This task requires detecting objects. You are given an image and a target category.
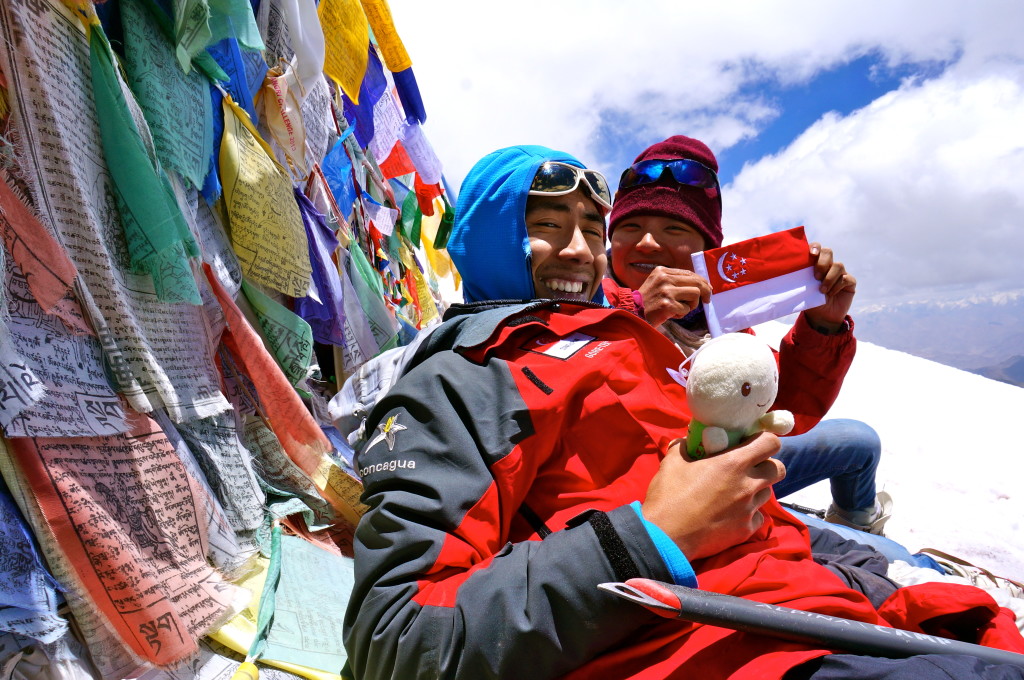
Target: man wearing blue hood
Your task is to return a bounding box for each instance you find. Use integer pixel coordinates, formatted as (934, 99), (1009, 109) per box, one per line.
(341, 146), (1023, 680)
(446, 145), (612, 305)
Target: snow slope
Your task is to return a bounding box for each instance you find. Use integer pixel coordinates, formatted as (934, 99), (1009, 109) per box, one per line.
(755, 320), (1024, 581)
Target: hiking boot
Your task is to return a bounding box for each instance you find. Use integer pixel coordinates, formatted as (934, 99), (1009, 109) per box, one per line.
(824, 491), (893, 536)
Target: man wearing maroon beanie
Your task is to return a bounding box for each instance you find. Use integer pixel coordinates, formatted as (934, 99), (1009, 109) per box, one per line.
(603, 135), (893, 539)
(609, 135), (723, 250)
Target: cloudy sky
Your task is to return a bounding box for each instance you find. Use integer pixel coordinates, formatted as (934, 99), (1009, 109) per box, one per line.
(388, 0), (1024, 309)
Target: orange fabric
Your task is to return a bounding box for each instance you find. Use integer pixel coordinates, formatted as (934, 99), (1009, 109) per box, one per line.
(0, 176), (92, 334)
(203, 264), (330, 476)
(8, 418), (232, 666)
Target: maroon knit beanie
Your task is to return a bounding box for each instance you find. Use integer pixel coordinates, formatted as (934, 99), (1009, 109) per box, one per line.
(609, 135), (723, 248)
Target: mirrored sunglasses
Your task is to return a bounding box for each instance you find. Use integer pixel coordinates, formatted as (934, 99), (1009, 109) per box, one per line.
(617, 158), (720, 199)
(528, 161), (613, 210)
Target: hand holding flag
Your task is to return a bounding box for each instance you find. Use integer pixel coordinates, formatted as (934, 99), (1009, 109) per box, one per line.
(692, 226), (838, 336)
(804, 242), (858, 333)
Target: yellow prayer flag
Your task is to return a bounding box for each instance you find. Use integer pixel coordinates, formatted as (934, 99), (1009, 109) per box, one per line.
(410, 262), (439, 326)
(419, 200), (456, 280)
(318, 0), (369, 103)
(359, 0), (411, 72)
(311, 454), (369, 526)
(59, 0), (94, 14)
(398, 238), (416, 270)
(219, 97), (311, 298)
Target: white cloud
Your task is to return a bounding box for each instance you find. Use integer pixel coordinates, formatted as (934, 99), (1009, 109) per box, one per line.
(388, 0), (1024, 305)
(725, 68), (1024, 303)
(392, 1), (1020, 177)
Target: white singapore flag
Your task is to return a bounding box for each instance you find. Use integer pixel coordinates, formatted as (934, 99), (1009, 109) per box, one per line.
(691, 226), (826, 337)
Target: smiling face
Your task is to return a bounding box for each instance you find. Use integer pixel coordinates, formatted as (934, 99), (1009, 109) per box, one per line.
(525, 189), (608, 302)
(610, 215), (707, 289)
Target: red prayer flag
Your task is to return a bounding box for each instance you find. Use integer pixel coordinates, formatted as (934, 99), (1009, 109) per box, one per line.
(413, 172), (443, 216)
(379, 140), (417, 179)
(692, 226), (825, 336)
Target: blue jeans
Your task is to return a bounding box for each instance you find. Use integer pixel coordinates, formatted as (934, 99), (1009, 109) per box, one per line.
(791, 510), (944, 570)
(774, 420), (944, 571)
(773, 419), (881, 512)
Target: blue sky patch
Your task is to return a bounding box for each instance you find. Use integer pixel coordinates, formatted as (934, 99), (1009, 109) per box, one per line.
(591, 52), (952, 191)
(717, 52), (951, 185)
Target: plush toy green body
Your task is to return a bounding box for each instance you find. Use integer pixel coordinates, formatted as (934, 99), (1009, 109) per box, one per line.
(682, 333), (795, 459)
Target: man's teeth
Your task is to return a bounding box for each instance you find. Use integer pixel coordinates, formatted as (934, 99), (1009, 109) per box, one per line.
(547, 280), (585, 293)
(633, 263), (657, 270)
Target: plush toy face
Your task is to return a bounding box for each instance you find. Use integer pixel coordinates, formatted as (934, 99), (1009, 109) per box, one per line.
(686, 333), (780, 432)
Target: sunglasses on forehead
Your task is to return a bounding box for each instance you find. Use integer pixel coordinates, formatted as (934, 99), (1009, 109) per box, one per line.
(617, 158), (721, 199)
(528, 162), (613, 210)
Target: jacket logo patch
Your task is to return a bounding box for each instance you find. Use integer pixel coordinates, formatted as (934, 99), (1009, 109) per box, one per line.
(366, 414), (407, 452)
(523, 331), (595, 360)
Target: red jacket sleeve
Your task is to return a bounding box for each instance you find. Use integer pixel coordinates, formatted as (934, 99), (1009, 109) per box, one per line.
(772, 312), (856, 434)
(601, 278), (643, 318)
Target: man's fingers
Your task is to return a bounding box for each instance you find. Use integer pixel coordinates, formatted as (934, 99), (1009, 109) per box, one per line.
(664, 438), (691, 467)
(812, 246), (834, 280)
(823, 270), (856, 297)
(751, 486), (774, 510)
(719, 432), (781, 467)
(753, 456), (786, 484)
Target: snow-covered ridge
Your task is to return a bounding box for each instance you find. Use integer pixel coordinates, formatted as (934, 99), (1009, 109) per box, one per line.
(855, 288), (1024, 314)
(755, 320), (1024, 580)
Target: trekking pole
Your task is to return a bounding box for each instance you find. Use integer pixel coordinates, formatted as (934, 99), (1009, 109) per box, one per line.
(598, 579), (1024, 669)
(778, 500), (826, 519)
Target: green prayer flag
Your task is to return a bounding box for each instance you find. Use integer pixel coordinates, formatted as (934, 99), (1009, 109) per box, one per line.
(208, 0), (265, 51)
(138, 0), (229, 82)
(347, 242), (399, 354)
(409, 203), (423, 248)
(172, 0), (212, 73)
(386, 229), (404, 277)
(89, 25), (202, 305)
(122, 0), (213, 189)
(240, 280), (314, 387)
(399, 188), (418, 241)
(434, 195), (455, 250)
(247, 522), (282, 663)
(261, 535), (353, 672)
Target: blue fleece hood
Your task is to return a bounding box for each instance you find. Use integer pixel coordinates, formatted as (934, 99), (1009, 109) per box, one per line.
(448, 145), (607, 304)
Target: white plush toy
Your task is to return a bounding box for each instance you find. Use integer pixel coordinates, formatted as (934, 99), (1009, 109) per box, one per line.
(677, 332), (795, 459)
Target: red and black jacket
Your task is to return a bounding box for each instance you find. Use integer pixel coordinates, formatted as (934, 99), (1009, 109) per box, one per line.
(345, 300), (691, 679)
(343, 301), (1024, 680)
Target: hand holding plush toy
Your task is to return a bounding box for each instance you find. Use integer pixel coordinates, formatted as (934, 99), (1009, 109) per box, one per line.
(680, 333), (794, 459)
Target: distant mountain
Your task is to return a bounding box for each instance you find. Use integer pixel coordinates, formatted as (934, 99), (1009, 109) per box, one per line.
(848, 291), (1024, 385)
(969, 355), (1024, 388)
